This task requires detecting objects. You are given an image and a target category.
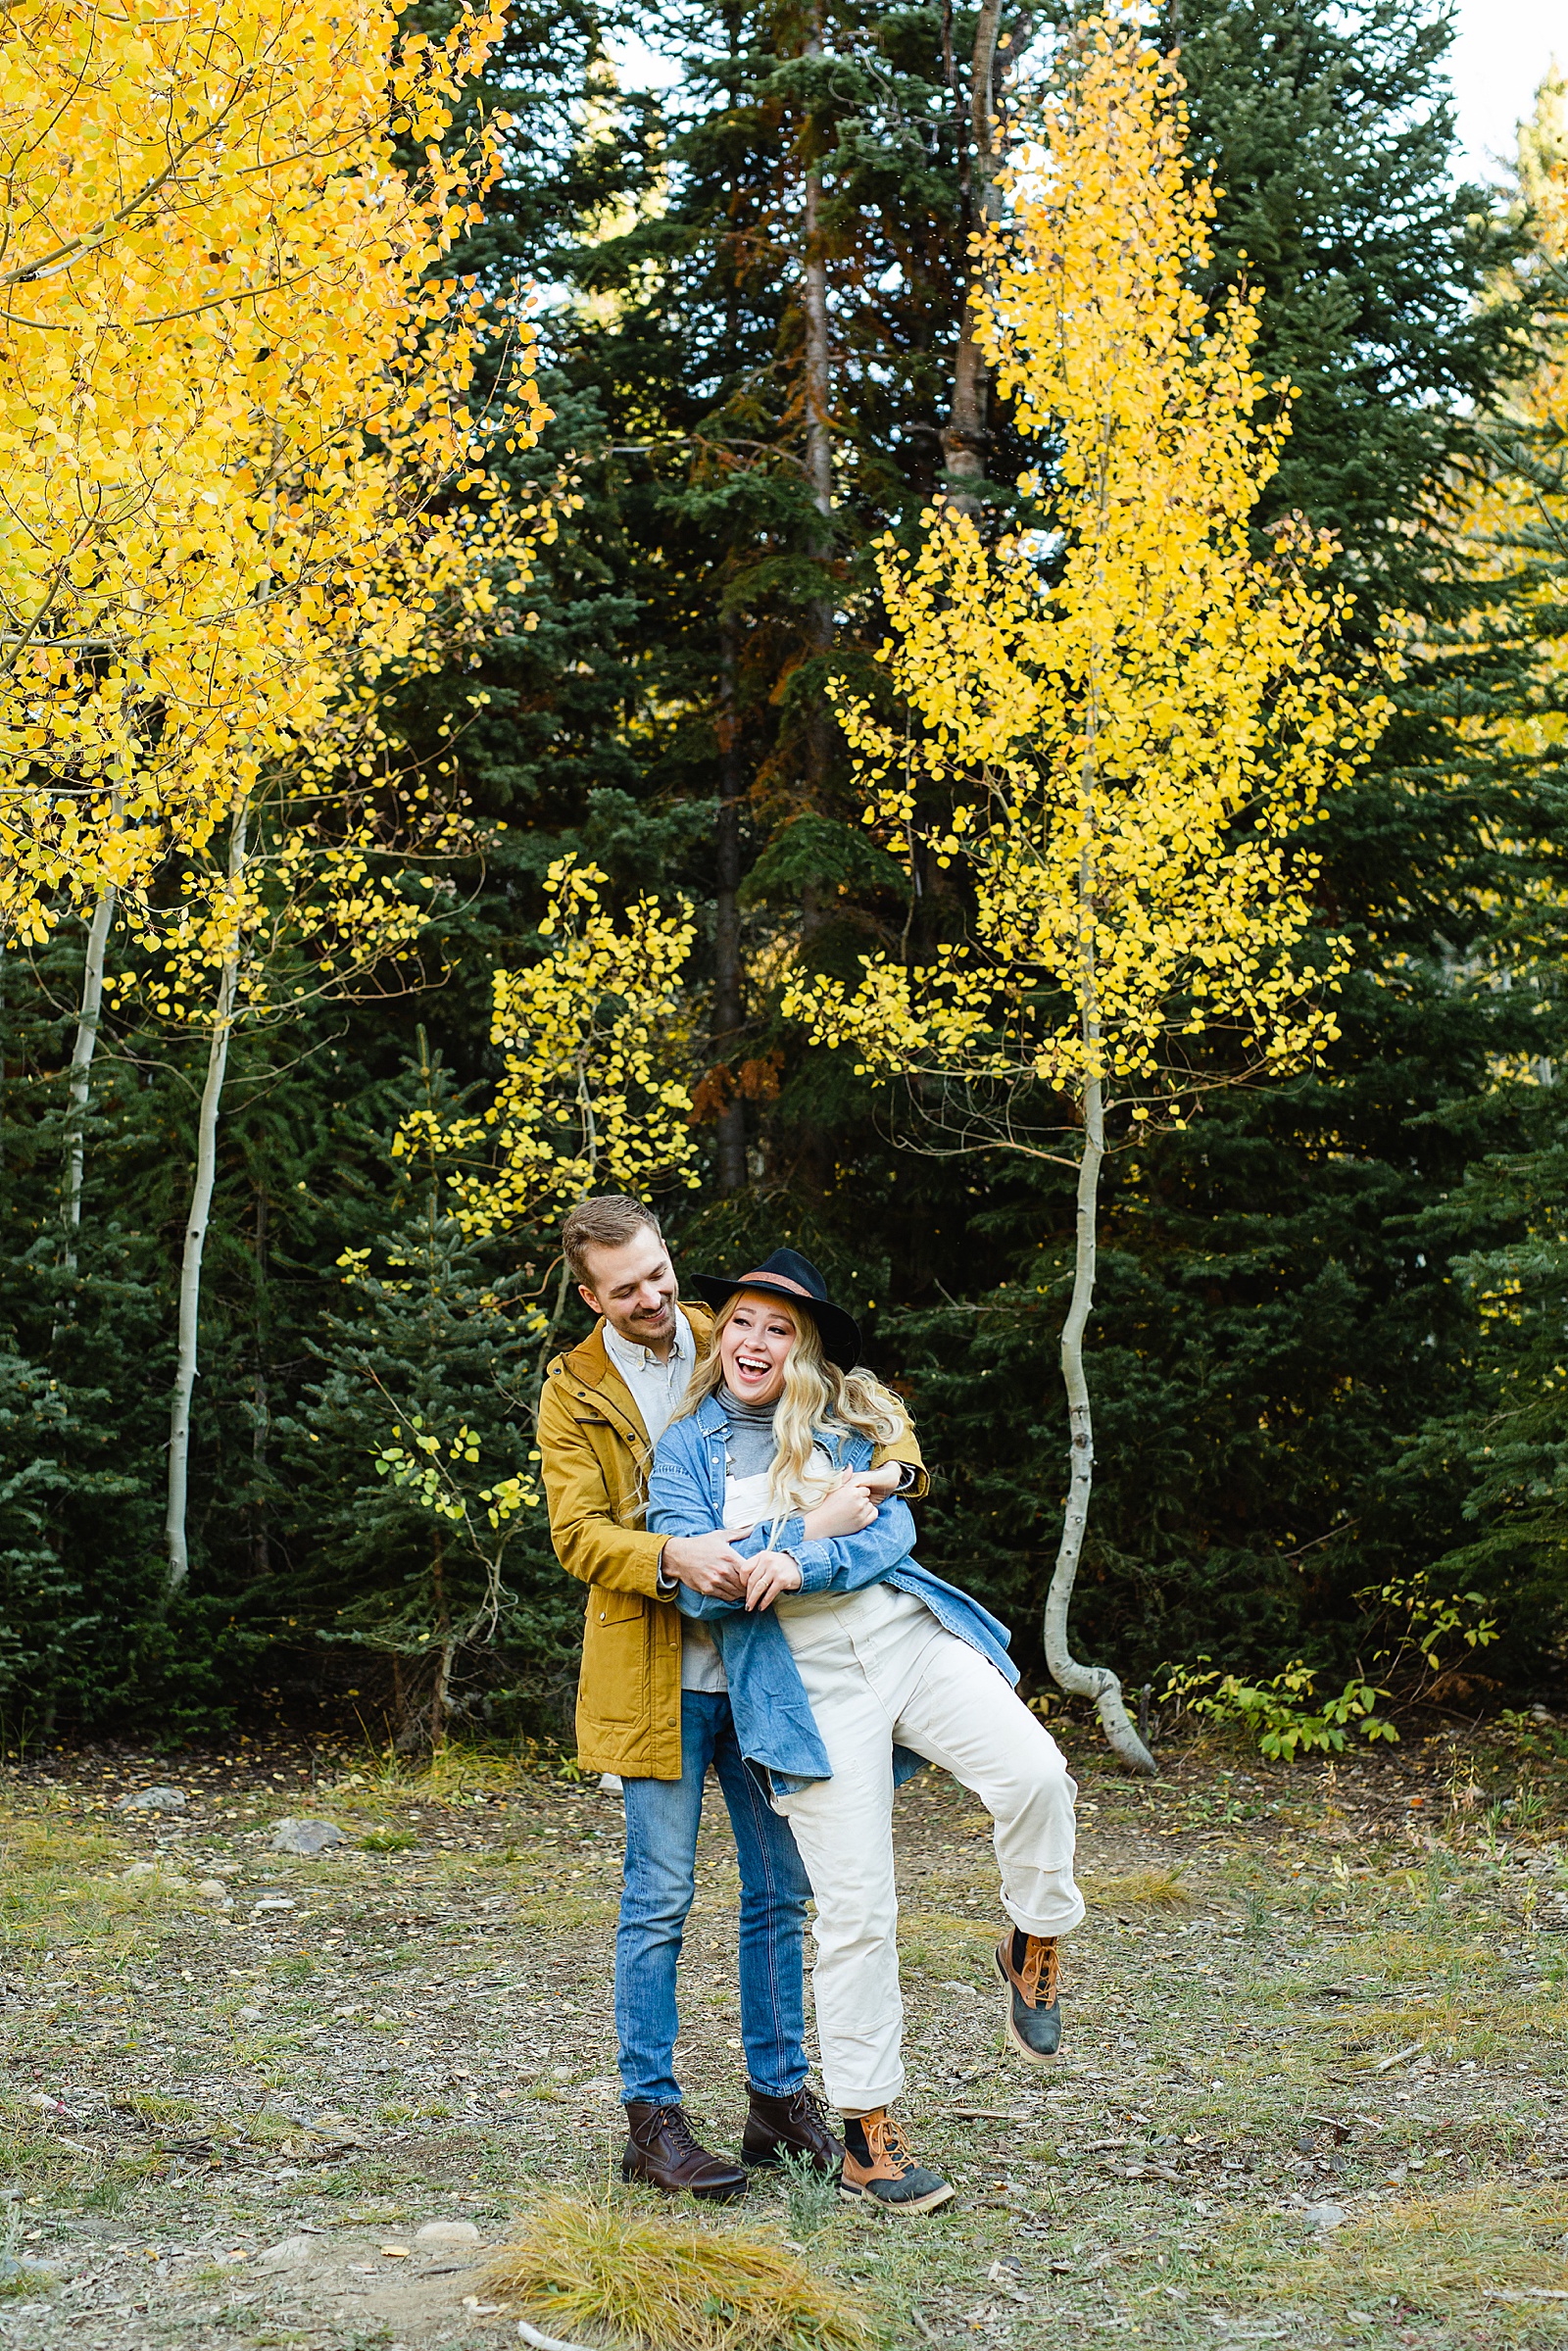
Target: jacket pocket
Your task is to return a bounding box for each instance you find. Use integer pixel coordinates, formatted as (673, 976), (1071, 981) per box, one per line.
(581, 1589), (650, 1723)
(590, 1589), (646, 1625)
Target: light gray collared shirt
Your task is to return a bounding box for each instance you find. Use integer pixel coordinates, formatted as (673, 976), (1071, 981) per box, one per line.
(603, 1304), (695, 1451)
(604, 1305), (726, 1694)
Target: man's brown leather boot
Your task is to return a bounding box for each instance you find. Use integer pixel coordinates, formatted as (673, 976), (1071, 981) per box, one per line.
(742, 2084), (844, 2176)
(620, 2102), (748, 2202)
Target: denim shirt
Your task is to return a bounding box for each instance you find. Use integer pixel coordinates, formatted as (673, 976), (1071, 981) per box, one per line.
(647, 1394), (1017, 1791)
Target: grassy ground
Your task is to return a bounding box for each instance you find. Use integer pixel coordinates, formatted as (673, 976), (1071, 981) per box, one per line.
(0, 1722), (1564, 2350)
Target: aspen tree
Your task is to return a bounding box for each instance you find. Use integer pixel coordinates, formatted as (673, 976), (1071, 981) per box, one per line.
(786, 18), (1387, 1771)
(0, 1), (549, 1591)
(60, 881), (117, 1276)
(310, 1031), (546, 1753)
(113, 764), (479, 1596)
(401, 856), (701, 1397)
(0, 0), (546, 940)
(299, 858), (698, 1735)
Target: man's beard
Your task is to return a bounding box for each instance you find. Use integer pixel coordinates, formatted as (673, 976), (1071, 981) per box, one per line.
(630, 1298), (674, 1329)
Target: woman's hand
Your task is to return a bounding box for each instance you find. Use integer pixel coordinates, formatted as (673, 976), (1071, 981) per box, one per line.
(744, 1549), (804, 1611)
(802, 1472), (879, 1541)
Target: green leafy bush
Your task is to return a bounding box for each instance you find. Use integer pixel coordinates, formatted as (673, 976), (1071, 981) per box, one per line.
(1161, 1658), (1397, 1761)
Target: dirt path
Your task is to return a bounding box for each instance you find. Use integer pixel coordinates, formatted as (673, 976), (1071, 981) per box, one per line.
(0, 1729), (1563, 2348)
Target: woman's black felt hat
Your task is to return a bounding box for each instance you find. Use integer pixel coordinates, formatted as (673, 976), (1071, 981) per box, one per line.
(688, 1248), (862, 1371)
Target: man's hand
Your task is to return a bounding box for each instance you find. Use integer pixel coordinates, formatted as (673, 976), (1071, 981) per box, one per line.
(745, 1549), (804, 1612)
(858, 1461), (903, 1497)
(662, 1530), (749, 1600)
(801, 1472), (879, 1542)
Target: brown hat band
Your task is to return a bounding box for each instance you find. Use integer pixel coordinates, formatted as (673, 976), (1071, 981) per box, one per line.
(739, 1271), (811, 1297)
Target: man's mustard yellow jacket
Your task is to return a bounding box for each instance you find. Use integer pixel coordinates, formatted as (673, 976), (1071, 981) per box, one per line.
(538, 1303), (928, 1779)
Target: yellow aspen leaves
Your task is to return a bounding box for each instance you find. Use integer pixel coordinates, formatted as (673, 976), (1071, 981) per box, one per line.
(786, 17), (1390, 1110)
(396, 858), (701, 1236)
(0, 0), (548, 941)
(107, 784), (478, 1032)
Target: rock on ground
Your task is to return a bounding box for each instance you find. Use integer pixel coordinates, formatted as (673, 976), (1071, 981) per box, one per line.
(271, 1817), (349, 1854)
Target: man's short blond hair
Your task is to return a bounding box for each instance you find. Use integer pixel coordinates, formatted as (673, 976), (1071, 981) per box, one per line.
(563, 1195), (663, 1293)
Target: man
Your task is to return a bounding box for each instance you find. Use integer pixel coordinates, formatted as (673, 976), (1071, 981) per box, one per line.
(537, 1194), (924, 2202)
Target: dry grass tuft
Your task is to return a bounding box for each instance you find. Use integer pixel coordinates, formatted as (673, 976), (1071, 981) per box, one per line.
(326, 1740), (546, 1806)
(484, 2193), (873, 2351)
(1294, 2180), (1568, 2337)
(1091, 1866), (1192, 1907)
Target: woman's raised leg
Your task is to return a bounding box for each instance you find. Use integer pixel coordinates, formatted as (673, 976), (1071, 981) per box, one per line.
(895, 1632), (1083, 1936)
(892, 1631), (1082, 2061)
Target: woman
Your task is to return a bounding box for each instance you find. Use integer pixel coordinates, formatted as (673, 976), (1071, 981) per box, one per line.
(647, 1249), (1083, 2216)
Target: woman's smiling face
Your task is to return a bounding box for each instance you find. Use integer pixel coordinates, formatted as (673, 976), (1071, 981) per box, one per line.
(718, 1293), (798, 1407)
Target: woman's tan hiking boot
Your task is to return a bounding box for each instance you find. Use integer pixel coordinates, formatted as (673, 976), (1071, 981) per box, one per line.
(996, 1928), (1062, 2061)
(838, 2109), (955, 2214)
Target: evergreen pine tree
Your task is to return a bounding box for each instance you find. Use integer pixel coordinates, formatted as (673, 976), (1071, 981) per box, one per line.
(1389, 66), (1568, 1679)
(280, 1045), (573, 1750)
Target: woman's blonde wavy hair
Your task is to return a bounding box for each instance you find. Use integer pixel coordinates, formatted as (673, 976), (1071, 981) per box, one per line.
(675, 1290), (910, 1514)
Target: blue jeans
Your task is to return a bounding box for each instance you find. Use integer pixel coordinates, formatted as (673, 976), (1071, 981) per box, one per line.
(615, 1690), (810, 2108)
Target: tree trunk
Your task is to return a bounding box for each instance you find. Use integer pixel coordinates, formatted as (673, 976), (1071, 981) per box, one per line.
(165, 799), (249, 1600)
(1043, 1065), (1157, 1775)
(802, 13), (835, 793)
(529, 1246), (575, 1430)
(250, 1178), (270, 1580)
(61, 882), (118, 1278)
(392, 1656), (422, 1754)
(802, 8), (833, 541)
(942, 0), (1004, 511)
(714, 624), (747, 1193)
(429, 1525), (452, 1749)
(715, 29), (751, 1192)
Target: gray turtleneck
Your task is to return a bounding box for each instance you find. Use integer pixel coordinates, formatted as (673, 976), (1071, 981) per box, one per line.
(718, 1384), (780, 1480)
(665, 1386), (784, 1699)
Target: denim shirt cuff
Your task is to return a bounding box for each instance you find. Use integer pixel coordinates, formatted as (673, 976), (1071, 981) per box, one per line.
(768, 1511), (807, 1556)
(791, 1539), (833, 1592)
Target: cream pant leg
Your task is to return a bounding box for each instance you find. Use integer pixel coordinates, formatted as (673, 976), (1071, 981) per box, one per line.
(773, 1587), (1082, 2114)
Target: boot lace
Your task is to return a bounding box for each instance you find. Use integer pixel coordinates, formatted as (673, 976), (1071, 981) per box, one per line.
(659, 2106), (706, 2157)
(867, 2111), (917, 2173)
(794, 2086), (836, 2133)
(1021, 1935), (1060, 2008)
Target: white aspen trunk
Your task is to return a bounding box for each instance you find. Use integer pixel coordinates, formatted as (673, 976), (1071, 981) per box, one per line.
(1042, 1065), (1156, 1776)
(165, 799), (249, 1599)
(1043, 660), (1156, 1774)
(61, 881), (118, 1275)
